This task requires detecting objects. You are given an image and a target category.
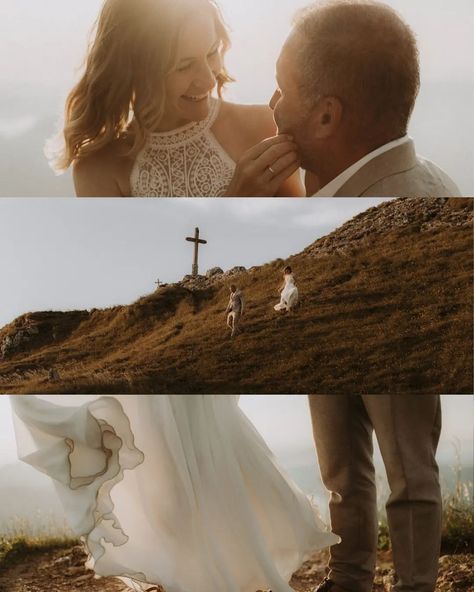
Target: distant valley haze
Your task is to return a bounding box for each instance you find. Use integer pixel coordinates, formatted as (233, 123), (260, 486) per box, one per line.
(0, 394), (472, 534)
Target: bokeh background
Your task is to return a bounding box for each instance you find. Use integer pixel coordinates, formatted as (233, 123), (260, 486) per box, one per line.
(1, 0), (473, 196)
(0, 394), (472, 533)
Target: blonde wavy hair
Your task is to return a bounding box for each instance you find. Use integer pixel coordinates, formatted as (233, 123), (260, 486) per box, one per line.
(51, 0), (233, 171)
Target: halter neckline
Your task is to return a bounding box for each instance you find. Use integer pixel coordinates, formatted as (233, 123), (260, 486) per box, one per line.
(146, 97), (220, 146)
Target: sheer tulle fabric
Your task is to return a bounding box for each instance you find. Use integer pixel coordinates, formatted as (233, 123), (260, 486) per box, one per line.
(10, 395), (338, 592)
(274, 275), (299, 312)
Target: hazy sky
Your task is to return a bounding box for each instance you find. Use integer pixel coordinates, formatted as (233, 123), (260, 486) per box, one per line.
(2, 0), (472, 93)
(0, 395), (472, 469)
(0, 198), (390, 329)
(0, 0), (473, 195)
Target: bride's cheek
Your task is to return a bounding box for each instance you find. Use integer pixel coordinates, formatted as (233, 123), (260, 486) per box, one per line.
(167, 73), (186, 97)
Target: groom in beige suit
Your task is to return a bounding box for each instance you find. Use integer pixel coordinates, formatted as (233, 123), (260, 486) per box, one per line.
(270, 1), (461, 197)
(309, 395), (442, 592)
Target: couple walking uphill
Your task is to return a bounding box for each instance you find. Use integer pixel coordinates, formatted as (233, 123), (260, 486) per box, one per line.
(10, 395), (442, 592)
(226, 267), (299, 338)
(53, 0), (461, 198)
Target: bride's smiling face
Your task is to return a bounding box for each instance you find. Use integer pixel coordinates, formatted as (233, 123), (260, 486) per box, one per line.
(161, 11), (223, 131)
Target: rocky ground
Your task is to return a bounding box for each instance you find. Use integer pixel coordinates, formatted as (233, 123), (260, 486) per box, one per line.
(304, 197), (473, 258)
(0, 545), (472, 592)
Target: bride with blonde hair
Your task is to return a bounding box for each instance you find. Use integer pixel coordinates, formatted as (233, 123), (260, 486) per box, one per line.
(52, 0), (303, 197)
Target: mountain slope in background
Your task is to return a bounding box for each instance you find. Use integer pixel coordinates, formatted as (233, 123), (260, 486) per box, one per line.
(0, 198), (472, 394)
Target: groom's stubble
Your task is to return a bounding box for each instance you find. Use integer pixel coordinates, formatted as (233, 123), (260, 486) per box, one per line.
(271, 32), (319, 170)
(271, 29), (359, 188)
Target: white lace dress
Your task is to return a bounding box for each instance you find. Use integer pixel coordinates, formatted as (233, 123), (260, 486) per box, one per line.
(274, 274), (299, 311)
(130, 98), (236, 197)
(11, 395), (339, 592)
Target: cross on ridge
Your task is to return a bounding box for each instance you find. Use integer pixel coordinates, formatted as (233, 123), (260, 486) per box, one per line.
(185, 227), (207, 277)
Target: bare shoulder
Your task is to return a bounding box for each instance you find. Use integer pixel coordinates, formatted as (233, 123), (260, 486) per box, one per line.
(217, 101), (277, 151)
(73, 139), (134, 197)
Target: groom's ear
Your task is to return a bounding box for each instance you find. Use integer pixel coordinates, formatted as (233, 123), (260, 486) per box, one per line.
(311, 96), (343, 139)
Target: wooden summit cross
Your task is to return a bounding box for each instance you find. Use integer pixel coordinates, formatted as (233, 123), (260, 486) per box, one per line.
(186, 227), (207, 277)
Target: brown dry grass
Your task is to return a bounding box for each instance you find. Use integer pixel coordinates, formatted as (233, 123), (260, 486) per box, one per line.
(0, 201), (472, 394)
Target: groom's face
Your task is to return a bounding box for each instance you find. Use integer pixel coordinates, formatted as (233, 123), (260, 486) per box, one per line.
(270, 33), (313, 168)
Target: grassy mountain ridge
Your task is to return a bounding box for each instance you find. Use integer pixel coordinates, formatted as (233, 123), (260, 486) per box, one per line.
(1, 198), (472, 394)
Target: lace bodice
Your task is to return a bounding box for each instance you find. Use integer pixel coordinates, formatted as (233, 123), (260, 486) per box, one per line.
(130, 98), (236, 197)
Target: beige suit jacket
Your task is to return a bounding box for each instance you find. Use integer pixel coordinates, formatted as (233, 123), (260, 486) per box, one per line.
(331, 139), (461, 197)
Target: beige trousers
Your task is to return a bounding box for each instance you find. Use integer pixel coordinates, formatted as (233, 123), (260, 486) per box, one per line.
(227, 311), (241, 337)
(308, 395), (442, 592)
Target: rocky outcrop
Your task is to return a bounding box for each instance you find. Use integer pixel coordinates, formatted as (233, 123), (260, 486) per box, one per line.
(305, 198), (473, 257)
(0, 311), (89, 360)
(206, 267), (224, 278)
(178, 266), (248, 291)
(1, 324), (40, 359)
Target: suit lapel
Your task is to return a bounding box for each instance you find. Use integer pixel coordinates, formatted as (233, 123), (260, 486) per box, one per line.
(334, 140), (418, 196)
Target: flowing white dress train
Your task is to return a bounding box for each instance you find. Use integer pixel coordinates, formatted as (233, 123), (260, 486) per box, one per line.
(10, 395), (339, 592)
(274, 274), (299, 312)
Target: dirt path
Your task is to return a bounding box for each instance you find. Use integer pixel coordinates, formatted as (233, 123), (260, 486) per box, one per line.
(0, 545), (472, 592)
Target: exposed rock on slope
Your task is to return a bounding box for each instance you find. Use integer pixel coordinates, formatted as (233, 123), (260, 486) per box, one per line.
(0, 198), (472, 394)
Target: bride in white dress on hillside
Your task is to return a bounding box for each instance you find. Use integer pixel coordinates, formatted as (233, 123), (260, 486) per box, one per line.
(51, 0), (303, 198)
(274, 267), (299, 312)
(10, 395), (339, 592)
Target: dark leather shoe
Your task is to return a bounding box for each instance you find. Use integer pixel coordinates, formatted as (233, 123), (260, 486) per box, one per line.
(314, 577), (351, 592)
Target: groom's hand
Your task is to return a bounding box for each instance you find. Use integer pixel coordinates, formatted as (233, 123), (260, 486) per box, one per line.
(224, 135), (300, 197)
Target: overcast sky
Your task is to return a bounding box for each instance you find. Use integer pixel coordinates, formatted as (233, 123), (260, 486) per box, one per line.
(0, 198), (391, 329)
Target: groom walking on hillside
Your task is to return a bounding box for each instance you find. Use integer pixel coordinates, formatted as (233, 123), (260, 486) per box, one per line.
(308, 395), (442, 592)
(226, 284), (244, 337)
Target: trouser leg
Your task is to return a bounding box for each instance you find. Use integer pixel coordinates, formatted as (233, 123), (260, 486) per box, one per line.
(233, 312), (241, 336)
(227, 312), (234, 333)
(362, 395), (442, 592)
(308, 395), (378, 592)
(228, 312), (240, 337)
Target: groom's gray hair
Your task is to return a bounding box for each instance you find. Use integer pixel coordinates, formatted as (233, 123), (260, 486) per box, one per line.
(292, 0), (420, 138)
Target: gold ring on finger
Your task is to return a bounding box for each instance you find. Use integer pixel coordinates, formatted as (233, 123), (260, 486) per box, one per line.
(268, 166), (276, 175)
